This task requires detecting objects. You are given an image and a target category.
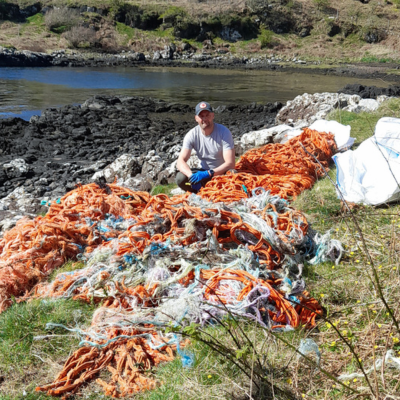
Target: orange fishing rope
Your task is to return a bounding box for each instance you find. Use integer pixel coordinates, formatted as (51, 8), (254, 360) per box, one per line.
(0, 128), (335, 398)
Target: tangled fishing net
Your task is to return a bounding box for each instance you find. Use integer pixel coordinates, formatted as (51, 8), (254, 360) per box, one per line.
(0, 128), (341, 397)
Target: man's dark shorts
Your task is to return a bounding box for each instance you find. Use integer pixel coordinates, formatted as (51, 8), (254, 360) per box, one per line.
(175, 168), (212, 193)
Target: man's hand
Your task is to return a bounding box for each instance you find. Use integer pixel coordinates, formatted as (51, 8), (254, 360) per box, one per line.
(191, 182), (202, 192)
(189, 170), (210, 184)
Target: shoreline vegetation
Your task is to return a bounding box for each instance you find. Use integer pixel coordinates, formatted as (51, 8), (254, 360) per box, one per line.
(1, 0), (400, 79)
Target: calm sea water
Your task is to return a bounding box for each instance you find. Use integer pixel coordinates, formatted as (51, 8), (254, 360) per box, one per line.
(0, 66), (390, 120)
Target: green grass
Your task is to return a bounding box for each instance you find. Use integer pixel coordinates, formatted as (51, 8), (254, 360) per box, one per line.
(136, 322), (297, 400)
(327, 98), (400, 146)
(0, 298), (94, 398)
(25, 13), (45, 26)
(293, 167), (340, 224)
(152, 26), (175, 39)
(0, 299), (93, 368)
(116, 21), (136, 41)
(151, 183), (178, 196)
(360, 55), (395, 63)
(20, 12), (46, 35)
(47, 259), (85, 281)
(290, 100), (400, 397)
(0, 393), (58, 400)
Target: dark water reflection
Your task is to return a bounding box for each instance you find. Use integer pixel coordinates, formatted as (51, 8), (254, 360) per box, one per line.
(0, 66), (390, 120)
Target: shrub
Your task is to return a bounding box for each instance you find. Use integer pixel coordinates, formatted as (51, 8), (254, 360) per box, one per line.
(63, 26), (97, 48)
(45, 7), (80, 32)
(259, 28), (273, 48)
(108, 0), (125, 20)
(160, 6), (186, 24)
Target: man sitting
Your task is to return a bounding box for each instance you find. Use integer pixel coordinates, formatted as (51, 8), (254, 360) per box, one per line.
(176, 101), (235, 193)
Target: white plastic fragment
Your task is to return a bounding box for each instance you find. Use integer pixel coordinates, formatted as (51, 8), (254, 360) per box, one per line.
(338, 350), (400, 380)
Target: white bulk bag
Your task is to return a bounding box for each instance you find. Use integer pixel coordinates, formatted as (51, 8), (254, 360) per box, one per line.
(333, 117), (400, 205)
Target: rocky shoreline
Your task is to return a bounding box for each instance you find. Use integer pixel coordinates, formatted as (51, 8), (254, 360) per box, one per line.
(0, 84), (396, 235)
(3, 46), (400, 83)
(0, 95), (281, 229)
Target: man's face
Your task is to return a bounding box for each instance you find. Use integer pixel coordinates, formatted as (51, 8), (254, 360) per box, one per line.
(195, 110), (215, 130)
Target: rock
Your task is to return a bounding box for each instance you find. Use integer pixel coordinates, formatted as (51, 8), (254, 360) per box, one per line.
(0, 214), (25, 236)
(0, 48), (52, 67)
(274, 128), (304, 144)
(122, 176), (152, 192)
(157, 170), (171, 185)
(240, 125), (293, 149)
(377, 95), (390, 104)
(3, 159), (29, 179)
(0, 187), (39, 214)
(338, 84), (400, 99)
(187, 152), (201, 169)
(81, 96), (109, 110)
(92, 154), (141, 183)
(216, 47), (229, 54)
(276, 93), (362, 126)
(128, 52), (145, 61)
(164, 151), (201, 179)
(165, 160), (179, 178)
(299, 27), (311, 38)
(170, 187), (185, 196)
(141, 154), (165, 181)
(160, 45), (174, 60)
(181, 42), (192, 52)
(344, 98), (379, 113)
(168, 144), (182, 159)
(219, 27), (242, 42)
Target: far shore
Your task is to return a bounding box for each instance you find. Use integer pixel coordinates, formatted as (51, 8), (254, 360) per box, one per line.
(1, 46), (400, 84)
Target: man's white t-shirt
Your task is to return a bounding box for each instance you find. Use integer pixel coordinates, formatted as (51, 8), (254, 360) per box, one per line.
(182, 123), (234, 170)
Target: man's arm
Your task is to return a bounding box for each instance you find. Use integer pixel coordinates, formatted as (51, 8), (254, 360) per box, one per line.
(213, 148), (235, 176)
(176, 147), (193, 178)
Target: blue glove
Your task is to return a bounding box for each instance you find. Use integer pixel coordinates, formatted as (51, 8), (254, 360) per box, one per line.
(189, 170), (210, 184)
(191, 182), (202, 192)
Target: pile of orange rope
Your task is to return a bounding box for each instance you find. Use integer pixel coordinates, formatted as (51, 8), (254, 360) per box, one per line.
(0, 128), (336, 398)
(201, 127), (336, 202)
(0, 184), (150, 312)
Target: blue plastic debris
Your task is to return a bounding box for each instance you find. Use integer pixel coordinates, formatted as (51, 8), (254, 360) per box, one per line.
(180, 351), (195, 368)
(123, 255), (134, 264)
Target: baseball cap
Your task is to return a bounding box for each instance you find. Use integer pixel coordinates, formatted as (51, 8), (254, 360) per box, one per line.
(195, 101), (213, 115)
